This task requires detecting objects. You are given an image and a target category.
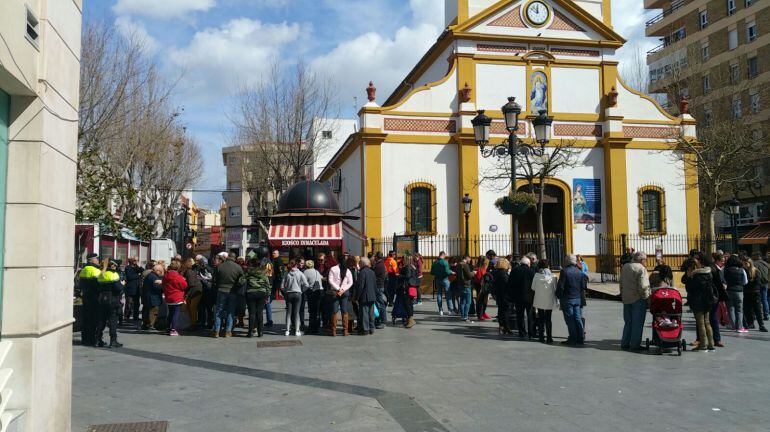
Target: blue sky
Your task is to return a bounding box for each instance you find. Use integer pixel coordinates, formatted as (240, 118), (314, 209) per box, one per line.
(84, 0), (656, 209)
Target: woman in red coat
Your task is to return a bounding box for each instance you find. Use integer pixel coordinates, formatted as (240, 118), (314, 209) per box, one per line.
(163, 260), (189, 336)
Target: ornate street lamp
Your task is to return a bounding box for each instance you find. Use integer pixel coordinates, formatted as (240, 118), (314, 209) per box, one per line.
(471, 109), (491, 151)
(462, 193), (473, 256)
(532, 109), (553, 144)
(502, 96), (522, 132)
(471, 97), (548, 255)
(729, 198), (741, 253)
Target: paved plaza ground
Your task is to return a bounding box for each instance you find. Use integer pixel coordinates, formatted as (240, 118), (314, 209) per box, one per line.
(73, 298), (770, 432)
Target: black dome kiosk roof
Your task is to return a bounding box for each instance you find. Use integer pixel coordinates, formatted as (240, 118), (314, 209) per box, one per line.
(276, 180), (341, 216)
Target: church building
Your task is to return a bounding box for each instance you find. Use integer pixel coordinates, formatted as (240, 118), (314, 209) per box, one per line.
(319, 0), (699, 264)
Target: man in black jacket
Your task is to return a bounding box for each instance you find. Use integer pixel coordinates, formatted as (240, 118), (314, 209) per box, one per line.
(557, 255), (588, 345)
(356, 257), (378, 335)
(373, 252), (388, 329)
(123, 257), (142, 321)
(510, 256), (536, 339)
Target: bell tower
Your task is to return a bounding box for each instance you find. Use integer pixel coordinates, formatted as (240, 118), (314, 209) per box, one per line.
(445, 0), (614, 28)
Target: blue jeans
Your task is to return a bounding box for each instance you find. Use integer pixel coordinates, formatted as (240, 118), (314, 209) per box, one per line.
(760, 284), (769, 317)
(265, 289), (275, 324)
(710, 302), (721, 343)
(459, 287), (472, 319)
(436, 278), (454, 312)
(214, 292), (236, 333)
(621, 299), (647, 349)
(562, 298), (584, 343)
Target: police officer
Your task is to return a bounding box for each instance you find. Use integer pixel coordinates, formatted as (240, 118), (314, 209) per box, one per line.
(78, 253), (101, 346)
(96, 260), (124, 348)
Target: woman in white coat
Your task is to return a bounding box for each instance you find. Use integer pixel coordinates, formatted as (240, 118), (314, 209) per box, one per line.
(532, 259), (558, 344)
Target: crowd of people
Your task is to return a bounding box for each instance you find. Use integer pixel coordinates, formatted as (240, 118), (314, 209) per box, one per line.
(76, 248), (432, 346)
(77, 244), (769, 352)
(619, 249), (770, 353)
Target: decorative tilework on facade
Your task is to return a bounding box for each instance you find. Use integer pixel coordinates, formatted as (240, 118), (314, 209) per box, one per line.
(489, 6), (526, 28)
(623, 126), (678, 139)
(477, 43), (528, 54)
(550, 48), (600, 57)
(554, 123), (603, 137)
(384, 118), (457, 133)
(550, 10), (585, 32)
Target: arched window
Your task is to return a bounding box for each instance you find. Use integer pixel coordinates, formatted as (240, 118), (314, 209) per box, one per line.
(638, 186), (666, 235)
(405, 182), (437, 235)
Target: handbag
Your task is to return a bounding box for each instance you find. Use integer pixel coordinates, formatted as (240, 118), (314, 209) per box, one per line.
(408, 286), (418, 298)
(373, 304), (380, 319)
(717, 300), (729, 326)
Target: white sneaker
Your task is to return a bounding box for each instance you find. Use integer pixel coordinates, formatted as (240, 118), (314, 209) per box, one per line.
(285, 330), (291, 336)
(439, 310), (444, 316)
(295, 331), (302, 337)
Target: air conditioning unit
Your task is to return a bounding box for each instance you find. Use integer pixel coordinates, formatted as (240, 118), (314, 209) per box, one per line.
(332, 170), (342, 193)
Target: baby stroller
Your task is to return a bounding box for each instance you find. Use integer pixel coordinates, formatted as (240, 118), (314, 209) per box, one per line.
(645, 288), (687, 356)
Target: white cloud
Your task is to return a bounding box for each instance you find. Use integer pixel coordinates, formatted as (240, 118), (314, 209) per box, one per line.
(114, 16), (158, 54)
(170, 18), (306, 98)
(311, 0), (444, 111)
(113, 0), (216, 19)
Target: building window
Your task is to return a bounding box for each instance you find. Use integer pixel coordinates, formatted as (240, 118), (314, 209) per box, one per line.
(701, 43), (710, 60)
(702, 74), (711, 93)
(321, 130), (333, 139)
(229, 206), (241, 218)
(638, 186), (666, 235)
(732, 98), (742, 119)
(405, 182), (436, 235)
(730, 64), (741, 84)
(727, 0), (736, 15)
(703, 107), (713, 126)
(748, 57), (758, 78)
(699, 10), (708, 29)
(750, 92), (760, 114)
(25, 6), (39, 48)
(745, 0), (752, 7)
(728, 29), (738, 50)
(747, 22), (757, 42)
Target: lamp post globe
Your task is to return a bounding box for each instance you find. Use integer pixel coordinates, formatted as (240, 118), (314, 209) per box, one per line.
(462, 193), (473, 255)
(532, 109), (553, 144)
(471, 109), (492, 150)
(501, 96), (522, 133)
(462, 193), (473, 215)
(729, 198), (741, 216)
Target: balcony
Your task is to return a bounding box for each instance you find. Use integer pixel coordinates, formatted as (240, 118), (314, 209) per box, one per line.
(645, 0), (695, 37)
(647, 28), (687, 61)
(646, 0), (685, 27)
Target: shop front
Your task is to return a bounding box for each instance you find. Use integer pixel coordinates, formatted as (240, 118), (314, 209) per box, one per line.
(267, 180), (355, 261)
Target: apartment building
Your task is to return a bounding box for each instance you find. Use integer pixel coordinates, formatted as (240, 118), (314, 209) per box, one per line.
(0, 1), (82, 430)
(645, 0), (769, 236)
(222, 145), (265, 256)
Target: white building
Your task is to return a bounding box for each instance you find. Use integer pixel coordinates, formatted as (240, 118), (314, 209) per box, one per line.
(312, 117), (358, 180)
(0, 0), (82, 430)
(319, 0), (701, 266)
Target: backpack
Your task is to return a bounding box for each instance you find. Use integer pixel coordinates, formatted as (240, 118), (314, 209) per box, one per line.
(244, 272), (271, 295)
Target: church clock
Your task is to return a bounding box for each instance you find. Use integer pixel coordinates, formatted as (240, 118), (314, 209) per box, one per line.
(525, 0), (550, 27)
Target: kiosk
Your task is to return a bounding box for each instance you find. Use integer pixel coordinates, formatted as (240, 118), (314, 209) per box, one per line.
(267, 180), (357, 260)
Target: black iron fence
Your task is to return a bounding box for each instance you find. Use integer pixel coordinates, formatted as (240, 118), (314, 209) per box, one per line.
(597, 233), (733, 277)
(371, 233), (565, 262)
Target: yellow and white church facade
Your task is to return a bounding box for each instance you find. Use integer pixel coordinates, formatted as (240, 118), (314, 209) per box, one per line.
(320, 0), (699, 262)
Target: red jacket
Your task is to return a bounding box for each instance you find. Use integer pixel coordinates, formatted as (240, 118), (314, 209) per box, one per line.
(163, 270), (188, 304)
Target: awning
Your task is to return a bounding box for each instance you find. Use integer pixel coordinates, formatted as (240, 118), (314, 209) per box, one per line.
(739, 224), (770, 245)
(268, 217), (343, 248)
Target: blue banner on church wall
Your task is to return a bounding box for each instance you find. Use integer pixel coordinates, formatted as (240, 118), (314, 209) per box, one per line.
(573, 179), (601, 224)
